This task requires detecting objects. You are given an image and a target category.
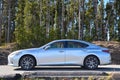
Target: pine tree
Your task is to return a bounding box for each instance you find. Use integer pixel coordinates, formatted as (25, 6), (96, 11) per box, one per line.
(114, 0), (120, 41)
(0, 0), (3, 44)
(15, 0), (26, 48)
(93, 0), (98, 40)
(105, 2), (115, 41)
(84, 0), (94, 40)
(98, 0), (105, 40)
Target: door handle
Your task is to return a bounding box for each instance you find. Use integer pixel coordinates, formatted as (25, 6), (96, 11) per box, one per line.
(59, 51), (64, 53)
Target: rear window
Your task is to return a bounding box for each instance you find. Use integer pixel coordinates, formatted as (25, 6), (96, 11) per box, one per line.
(67, 41), (89, 48)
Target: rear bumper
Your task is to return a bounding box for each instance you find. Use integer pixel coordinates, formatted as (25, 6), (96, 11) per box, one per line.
(99, 54), (111, 65)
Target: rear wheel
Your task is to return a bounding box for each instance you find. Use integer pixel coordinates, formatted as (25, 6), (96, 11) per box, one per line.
(20, 56), (35, 70)
(84, 56), (99, 70)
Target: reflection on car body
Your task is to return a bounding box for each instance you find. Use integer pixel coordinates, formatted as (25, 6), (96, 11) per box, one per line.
(8, 39), (111, 70)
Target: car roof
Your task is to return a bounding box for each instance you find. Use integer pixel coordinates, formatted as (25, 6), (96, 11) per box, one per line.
(41, 39), (98, 48)
(52, 39), (92, 45)
(53, 39), (82, 42)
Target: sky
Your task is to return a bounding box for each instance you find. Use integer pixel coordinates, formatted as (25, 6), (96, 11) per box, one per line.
(104, 0), (109, 5)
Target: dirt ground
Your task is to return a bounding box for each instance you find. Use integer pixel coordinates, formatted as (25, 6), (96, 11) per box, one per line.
(0, 41), (120, 65)
(93, 41), (120, 64)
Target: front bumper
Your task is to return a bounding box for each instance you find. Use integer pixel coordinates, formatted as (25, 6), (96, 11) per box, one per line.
(8, 54), (20, 67)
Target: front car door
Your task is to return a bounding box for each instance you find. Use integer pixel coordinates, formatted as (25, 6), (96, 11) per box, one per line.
(38, 41), (66, 65)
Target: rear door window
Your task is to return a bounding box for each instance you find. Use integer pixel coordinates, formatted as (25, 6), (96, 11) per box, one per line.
(67, 41), (89, 48)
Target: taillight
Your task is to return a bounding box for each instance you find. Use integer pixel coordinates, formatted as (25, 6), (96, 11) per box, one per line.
(102, 50), (109, 53)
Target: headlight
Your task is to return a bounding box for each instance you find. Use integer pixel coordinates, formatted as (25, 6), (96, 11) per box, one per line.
(10, 51), (21, 56)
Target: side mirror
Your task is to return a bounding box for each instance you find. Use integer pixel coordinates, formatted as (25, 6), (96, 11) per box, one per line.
(44, 45), (50, 50)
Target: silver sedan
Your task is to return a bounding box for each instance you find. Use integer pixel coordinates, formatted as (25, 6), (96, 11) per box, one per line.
(8, 39), (111, 70)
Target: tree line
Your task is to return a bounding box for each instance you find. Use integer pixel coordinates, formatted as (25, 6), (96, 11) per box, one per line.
(0, 0), (120, 49)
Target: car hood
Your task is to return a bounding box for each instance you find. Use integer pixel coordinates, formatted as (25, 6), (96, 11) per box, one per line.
(11, 48), (42, 55)
(21, 48), (42, 53)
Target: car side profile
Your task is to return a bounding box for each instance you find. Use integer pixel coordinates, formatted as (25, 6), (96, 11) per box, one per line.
(8, 39), (111, 70)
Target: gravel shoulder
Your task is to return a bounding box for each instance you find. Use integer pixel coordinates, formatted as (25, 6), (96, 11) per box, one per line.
(0, 65), (120, 76)
(0, 65), (120, 79)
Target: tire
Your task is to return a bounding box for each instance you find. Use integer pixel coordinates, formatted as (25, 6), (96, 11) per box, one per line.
(20, 56), (35, 70)
(81, 66), (85, 69)
(84, 56), (99, 70)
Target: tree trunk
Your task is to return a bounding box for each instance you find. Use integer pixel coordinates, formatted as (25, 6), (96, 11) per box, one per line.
(0, 14), (2, 45)
(46, 0), (50, 38)
(93, 0), (98, 40)
(100, 0), (104, 40)
(39, 0), (42, 26)
(118, 19), (120, 41)
(7, 0), (11, 43)
(0, 0), (3, 44)
(81, 0), (84, 40)
(78, 0), (81, 40)
(56, 0), (62, 39)
(61, 0), (65, 38)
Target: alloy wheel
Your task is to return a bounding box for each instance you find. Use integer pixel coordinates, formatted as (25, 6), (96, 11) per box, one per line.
(84, 56), (99, 70)
(20, 56), (35, 70)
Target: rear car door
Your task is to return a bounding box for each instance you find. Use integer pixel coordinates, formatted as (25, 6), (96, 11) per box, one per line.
(65, 41), (89, 65)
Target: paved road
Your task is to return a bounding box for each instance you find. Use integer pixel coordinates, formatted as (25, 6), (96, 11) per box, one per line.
(0, 65), (120, 77)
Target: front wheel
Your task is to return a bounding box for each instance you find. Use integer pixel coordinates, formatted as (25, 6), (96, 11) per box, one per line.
(20, 56), (35, 70)
(84, 56), (99, 70)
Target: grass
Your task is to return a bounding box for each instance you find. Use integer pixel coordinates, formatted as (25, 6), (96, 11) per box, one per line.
(0, 73), (114, 80)
(0, 76), (113, 80)
(17, 76), (113, 80)
(0, 73), (110, 80)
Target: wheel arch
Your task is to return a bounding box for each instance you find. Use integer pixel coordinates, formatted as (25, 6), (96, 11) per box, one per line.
(84, 55), (100, 65)
(19, 54), (37, 66)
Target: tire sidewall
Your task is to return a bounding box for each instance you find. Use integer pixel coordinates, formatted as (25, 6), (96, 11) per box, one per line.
(84, 56), (99, 70)
(20, 56), (35, 70)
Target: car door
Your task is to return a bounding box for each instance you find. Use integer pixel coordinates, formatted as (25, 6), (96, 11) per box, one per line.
(65, 41), (88, 65)
(38, 41), (66, 65)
